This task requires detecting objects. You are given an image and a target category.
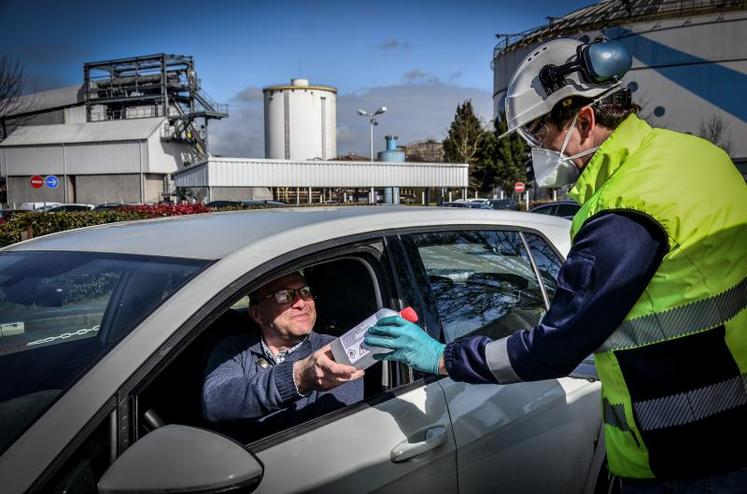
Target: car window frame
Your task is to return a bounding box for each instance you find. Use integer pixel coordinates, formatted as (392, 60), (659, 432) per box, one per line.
(392, 225), (565, 345)
(118, 234), (409, 454)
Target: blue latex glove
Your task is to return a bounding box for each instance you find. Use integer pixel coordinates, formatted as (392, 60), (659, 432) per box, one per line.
(364, 316), (445, 375)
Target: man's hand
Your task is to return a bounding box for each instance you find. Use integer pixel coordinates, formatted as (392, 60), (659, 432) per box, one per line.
(364, 316), (446, 375)
(293, 343), (365, 394)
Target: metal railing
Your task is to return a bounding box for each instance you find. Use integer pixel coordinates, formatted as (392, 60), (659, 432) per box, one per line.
(492, 0), (746, 60)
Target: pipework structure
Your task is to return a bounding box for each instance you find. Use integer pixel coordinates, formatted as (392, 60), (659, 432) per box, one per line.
(83, 54), (228, 160)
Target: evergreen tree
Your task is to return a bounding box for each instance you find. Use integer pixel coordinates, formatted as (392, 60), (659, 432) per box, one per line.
(492, 112), (529, 194)
(442, 100), (487, 190)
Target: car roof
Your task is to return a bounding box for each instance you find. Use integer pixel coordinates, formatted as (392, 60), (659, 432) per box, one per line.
(5, 206), (571, 260)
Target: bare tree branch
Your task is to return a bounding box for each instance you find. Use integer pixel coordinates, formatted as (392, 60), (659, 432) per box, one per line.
(698, 114), (733, 156)
(0, 55), (32, 139)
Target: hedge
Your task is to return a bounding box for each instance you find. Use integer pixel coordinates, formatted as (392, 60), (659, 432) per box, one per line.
(0, 203), (213, 247)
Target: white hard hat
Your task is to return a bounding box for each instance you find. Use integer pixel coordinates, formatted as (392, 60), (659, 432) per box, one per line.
(500, 38), (632, 141)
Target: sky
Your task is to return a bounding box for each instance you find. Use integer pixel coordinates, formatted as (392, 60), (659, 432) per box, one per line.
(0, 0), (592, 157)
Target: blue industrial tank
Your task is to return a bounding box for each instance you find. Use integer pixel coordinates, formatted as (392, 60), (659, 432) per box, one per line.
(377, 136), (405, 204)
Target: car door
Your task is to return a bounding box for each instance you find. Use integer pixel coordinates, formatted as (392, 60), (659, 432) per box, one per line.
(391, 228), (602, 493)
(125, 239), (458, 493)
(250, 380), (456, 493)
(245, 242), (458, 493)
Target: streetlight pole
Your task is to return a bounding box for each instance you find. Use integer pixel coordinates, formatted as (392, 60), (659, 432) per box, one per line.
(357, 107), (387, 162)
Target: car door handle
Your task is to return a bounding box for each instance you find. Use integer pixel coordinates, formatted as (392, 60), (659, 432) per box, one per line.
(390, 426), (447, 463)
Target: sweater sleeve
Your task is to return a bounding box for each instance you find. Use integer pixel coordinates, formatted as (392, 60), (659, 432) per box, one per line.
(202, 336), (302, 422)
(445, 211), (667, 384)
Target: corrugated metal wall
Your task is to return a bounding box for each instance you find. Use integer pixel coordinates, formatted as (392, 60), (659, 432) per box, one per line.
(175, 158), (468, 188)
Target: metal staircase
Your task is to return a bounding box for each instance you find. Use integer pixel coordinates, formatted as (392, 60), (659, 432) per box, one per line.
(84, 53), (228, 160)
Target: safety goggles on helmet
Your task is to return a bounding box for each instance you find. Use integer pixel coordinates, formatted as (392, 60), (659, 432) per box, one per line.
(518, 114), (550, 147)
(539, 39), (632, 96)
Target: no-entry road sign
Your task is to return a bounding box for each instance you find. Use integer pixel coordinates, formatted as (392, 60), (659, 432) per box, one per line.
(30, 175), (43, 189)
(514, 182), (526, 194)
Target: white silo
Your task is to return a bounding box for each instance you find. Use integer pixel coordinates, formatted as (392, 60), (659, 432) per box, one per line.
(263, 78), (337, 160)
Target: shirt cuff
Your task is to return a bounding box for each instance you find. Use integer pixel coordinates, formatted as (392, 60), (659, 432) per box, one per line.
(485, 336), (522, 384)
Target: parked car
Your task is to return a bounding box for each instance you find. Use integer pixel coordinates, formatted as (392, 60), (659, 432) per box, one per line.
(440, 201), (490, 209)
(462, 198), (492, 206)
(45, 203), (95, 212)
(530, 200), (581, 219)
(0, 207), (606, 493)
(488, 198), (520, 210)
(93, 202), (140, 211)
(19, 202), (61, 211)
(206, 199), (286, 208)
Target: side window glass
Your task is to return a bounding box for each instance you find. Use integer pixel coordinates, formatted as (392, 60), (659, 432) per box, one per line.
(43, 415), (112, 494)
(523, 232), (564, 301)
(386, 237), (442, 340)
(556, 204), (580, 217)
(406, 230), (545, 343)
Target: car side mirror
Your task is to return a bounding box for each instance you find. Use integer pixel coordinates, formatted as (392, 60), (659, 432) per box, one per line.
(98, 425), (263, 493)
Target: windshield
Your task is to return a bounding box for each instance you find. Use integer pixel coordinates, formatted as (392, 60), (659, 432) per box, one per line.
(0, 251), (207, 454)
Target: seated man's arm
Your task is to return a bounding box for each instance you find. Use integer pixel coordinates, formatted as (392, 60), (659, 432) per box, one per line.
(202, 336), (301, 422)
(203, 338), (364, 423)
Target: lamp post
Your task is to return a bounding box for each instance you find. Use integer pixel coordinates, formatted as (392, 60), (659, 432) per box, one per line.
(357, 107), (387, 162)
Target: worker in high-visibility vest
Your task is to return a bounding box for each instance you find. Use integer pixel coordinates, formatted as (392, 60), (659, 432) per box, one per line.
(365, 37), (747, 492)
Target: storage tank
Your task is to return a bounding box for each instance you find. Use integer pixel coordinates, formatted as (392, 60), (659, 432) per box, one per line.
(491, 1), (747, 172)
(377, 135), (405, 204)
(263, 78), (337, 160)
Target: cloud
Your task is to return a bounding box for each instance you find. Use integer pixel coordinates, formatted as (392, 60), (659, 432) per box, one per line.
(210, 82), (493, 159)
(402, 69), (440, 85)
(335, 84), (492, 156)
(448, 71), (463, 82)
(377, 40), (410, 50)
(234, 85), (264, 103)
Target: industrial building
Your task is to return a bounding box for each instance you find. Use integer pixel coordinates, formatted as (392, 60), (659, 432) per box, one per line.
(0, 53), (228, 205)
(1, 66), (468, 207)
(492, 0), (747, 176)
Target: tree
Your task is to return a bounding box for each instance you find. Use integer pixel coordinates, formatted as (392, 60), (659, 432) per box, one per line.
(0, 55), (27, 140)
(698, 114), (733, 157)
(491, 112), (529, 194)
(443, 100), (487, 190)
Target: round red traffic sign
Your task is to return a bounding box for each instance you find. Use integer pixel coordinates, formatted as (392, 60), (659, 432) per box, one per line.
(30, 175), (44, 189)
(514, 181), (525, 194)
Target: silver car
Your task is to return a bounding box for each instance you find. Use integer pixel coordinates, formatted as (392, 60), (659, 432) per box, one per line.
(0, 207), (606, 493)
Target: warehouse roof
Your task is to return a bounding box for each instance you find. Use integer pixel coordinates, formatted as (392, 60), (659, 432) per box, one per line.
(174, 157), (468, 188)
(5, 85), (84, 117)
(0, 118), (166, 146)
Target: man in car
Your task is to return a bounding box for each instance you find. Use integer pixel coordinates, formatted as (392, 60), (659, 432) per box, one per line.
(202, 271), (364, 436)
(366, 38), (747, 492)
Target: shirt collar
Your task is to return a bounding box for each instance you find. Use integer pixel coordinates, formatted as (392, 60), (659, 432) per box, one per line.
(260, 334), (310, 365)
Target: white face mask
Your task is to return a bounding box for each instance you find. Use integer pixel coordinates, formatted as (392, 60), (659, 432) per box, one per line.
(531, 113), (598, 188)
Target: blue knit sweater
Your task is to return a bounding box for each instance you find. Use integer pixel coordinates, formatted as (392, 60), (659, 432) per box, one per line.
(202, 330), (363, 439)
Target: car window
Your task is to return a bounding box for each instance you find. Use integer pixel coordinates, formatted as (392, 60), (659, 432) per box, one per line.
(555, 204), (580, 217)
(135, 253), (386, 446)
(404, 230), (546, 343)
(0, 251), (207, 455)
(523, 232), (564, 301)
(532, 205), (554, 215)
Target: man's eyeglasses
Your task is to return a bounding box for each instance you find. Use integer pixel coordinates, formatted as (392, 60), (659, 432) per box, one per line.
(261, 286), (314, 305)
